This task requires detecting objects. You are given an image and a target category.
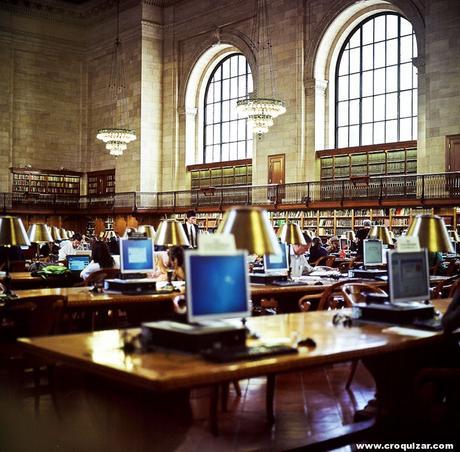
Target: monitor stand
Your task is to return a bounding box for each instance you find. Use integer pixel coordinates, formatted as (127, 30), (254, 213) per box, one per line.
(120, 272), (147, 280)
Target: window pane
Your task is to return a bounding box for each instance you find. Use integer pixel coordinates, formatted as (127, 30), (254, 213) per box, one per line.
(400, 118), (412, 141)
(238, 119), (246, 140)
(222, 122), (229, 143)
(222, 79), (230, 100)
(229, 143), (238, 160)
(205, 125), (213, 145)
(230, 57), (238, 77)
(374, 68), (385, 94)
(213, 124), (220, 143)
(338, 127), (348, 147)
(214, 83), (221, 102)
(214, 66), (221, 82)
(412, 117), (417, 138)
(237, 142), (246, 159)
(238, 75), (247, 97)
(222, 143), (229, 161)
(339, 50), (349, 75)
(386, 93), (397, 119)
(412, 91), (417, 116)
(349, 125), (359, 146)
(222, 59), (230, 78)
(374, 42), (385, 68)
(400, 35), (413, 63)
(349, 99), (360, 124)
(213, 145), (220, 162)
(374, 16), (386, 42)
(400, 90), (412, 117)
(338, 101), (349, 126)
(362, 71), (373, 97)
(400, 63), (412, 90)
(386, 38), (398, 66)
(207, 84), (214, 103)
(362, 20), (373, 45)
(338, 76), (349, 101)
(387, 15), (398, 39)
(206, 105), (214, 124)
(374, 95), (385, 121)
(386, 120), (397, 142)
(362, 123), (373, 145)
(400, 17), (413, 36)
(229, 77), (238, 99)
(413, 66), (418, 89)
(349, 73), (360, 99)
(229, 99), (238, 120)
(386, 66), (398, 92)
(214, 105), (221, 123)
(221, 100), (230, 121)
(349, 48), (360, 73)
(229, 121), (237, 142)
(362, 45), (373, 71)
(362, 97), (373, 122)
(374, 122), (385, 143)
(349, 30), (360, 48)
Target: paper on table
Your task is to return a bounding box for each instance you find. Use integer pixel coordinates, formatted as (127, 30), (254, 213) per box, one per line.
(382, 326), (437, 338)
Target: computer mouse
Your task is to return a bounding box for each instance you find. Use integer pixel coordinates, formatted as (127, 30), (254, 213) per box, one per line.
(297, 337), (316, 347)
(314, 281), (323, 286)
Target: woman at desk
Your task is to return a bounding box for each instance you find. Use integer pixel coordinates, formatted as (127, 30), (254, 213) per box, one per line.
(169, 246), (186, 281)
(80, 241), (119, 280)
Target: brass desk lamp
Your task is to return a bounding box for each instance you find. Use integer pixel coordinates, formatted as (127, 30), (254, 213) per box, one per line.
(407, 214), (454, 253)
(0, 216), (31, 296)
(368, 225), (394, 246)
(59, 228), (70, 240)
(154, 219), (190, 287)
(50, 226), (62, 242)
(137, 225), (156, 239)
(27, 223), (53, 261)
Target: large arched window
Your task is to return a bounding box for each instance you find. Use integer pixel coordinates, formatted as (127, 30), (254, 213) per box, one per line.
(335, 13), (417, 147)
(203, 53), (253, 163)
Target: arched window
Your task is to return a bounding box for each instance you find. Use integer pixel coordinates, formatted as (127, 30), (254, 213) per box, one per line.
(335, 13), (417, 147)
(203, 53), (253, 163)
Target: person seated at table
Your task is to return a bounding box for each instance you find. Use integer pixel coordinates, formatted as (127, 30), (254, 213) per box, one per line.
(326, 236), (340, 254)
(168, 246), (186, 281)
(291, 233), (314, 277)
(308, 237), (328, 264)
(150, 251), (169, 281)
(80, 240), (119, 280)
(58, 233), (83, 261)
(108, 236), (120, 255)
(355, 219), (371, 258)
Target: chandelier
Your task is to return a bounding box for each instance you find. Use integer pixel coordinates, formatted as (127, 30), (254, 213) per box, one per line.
(236, 0), (286, 135)
(96, 0), (136, 156)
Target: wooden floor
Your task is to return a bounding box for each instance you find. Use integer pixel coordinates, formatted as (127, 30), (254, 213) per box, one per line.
(0, 362), (375, 452)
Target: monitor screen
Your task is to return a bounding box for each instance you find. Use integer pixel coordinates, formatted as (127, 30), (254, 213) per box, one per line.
(119, 238), (154, 274)
(388, 250), (430, 304)
(185, 251), (250, 323)
(263, 242), (288, 273)
(363, 239), (383, 266)
(67, 255), (90, 271)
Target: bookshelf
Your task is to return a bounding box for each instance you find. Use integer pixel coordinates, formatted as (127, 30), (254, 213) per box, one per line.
(87, 169), (115, 196)
(188, 159), (252, 189)
(174, 213), (222, 232)
(318, 141), (417, 181)
(11, 168), (81, 196)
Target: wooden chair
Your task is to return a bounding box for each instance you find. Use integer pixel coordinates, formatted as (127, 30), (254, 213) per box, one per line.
(2, 295), (68, 414)
(432, 276), (460, 299)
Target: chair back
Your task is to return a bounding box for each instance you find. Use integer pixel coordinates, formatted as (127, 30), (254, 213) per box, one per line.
(340, 282), (388, 306)
(84, 268), (120, 286)
(432, 276), (460, 299)
(317, 280), (352, 310)
(5, 295), (68, 337)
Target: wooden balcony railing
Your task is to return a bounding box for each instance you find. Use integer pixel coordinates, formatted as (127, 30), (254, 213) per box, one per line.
(2, 172), (460, 214)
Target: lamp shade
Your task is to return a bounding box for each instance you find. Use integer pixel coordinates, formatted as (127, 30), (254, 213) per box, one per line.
(59, 228), (69, 240)
(368, 225), (394, 245)
(407, 214), (454, 253)
(50, 226), (62, 241)
(0, 216), (31, 247)
(277, 222), (306, 245)
(154, 219), (190, 247)
(216, 206), (279, 255)
(345, 230), (356, 242)
(27, 223), (53, 243)
(137, 225), (156, 238)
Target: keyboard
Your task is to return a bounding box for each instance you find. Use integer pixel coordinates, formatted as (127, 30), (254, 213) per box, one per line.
(201, 344), (298, 363)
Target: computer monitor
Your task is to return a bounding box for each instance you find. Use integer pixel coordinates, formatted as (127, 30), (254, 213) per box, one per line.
(263, 242), (288, 274)
(119, 238), (154, 274)
(185, 251), (250, 324)
(388, 249), (430, 304)
(67, 255), (90, 272)
(363, 239), (383, 267)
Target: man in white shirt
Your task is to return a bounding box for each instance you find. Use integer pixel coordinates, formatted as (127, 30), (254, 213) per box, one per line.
(290, 233), (314, 277)
(183, 210), (199, 248)
(58, 233), (82, 261)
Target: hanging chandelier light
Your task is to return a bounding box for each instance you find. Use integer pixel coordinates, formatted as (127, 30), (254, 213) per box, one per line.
(96, 0), (136, 157)
(236, 0), (286, 135)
